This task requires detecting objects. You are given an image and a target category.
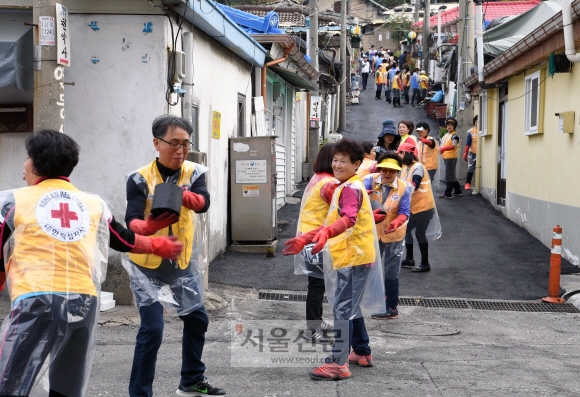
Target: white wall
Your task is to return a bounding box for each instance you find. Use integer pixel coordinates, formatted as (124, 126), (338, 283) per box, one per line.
(64, 14), (254, 262)
(185, 24), (255, 259)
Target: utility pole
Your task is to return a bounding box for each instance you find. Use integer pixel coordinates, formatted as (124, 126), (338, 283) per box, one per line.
(338, 0), (347, 132)
(420, 0), (431, 72)
(307, 0), (320, 178)
(33, 0), (65, 132)
(455, 0), (475, 189)
(308, 0), (319, 72)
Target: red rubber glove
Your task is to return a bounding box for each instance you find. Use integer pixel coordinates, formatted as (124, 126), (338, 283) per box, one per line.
(463, 146), (469, 161)
(182, 190), (206, 212)
(132, 235), (183, 260)
(419, 137), (431, 145)
(439, 145), (454, 154)
(129, 213), (179, 236)
(0, 272), (5, 292)
(282, 227), (322, 256)
(311, 216), (352, 254)
(320, 181), (339, 204)
(385, 214), (408, 234)
(373, 208), (387, 224)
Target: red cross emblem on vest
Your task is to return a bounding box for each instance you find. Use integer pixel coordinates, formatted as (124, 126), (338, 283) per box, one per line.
(51, 202), (79, 228)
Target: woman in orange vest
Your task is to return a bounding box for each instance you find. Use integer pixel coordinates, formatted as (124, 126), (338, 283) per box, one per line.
(439, 117), (462, 198)
(391, 70), (403, 108)
(397, 141), (442, 273)
(463, 115), (478, 190)
(284, 143), (338, 343)
(356, 141), (378, 179)
(398, 120), (418, 145)
(0, 130), (182, 397)
(283, 138), (385, 381)
(415, 121), (439, 182)
(374, 119), (401, 157)
(363, 153), (412, 319)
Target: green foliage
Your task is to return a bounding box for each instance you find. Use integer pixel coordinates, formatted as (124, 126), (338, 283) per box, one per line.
(386, 15), (413, 44)
(440, 128), (447, 138)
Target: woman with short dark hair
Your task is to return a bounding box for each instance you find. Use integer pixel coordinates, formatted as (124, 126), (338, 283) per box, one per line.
(356, 141), (378, 178)
(283, 138), (385, 381)
(396, 140), (442, 273)
(0, 130), (182, 397)
(284, 143), (338, 343)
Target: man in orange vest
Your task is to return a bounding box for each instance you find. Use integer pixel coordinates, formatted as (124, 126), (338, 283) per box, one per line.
(415, 122), (439, 182)
(0, 130), (182, 397)
(463, 115), (478, 190)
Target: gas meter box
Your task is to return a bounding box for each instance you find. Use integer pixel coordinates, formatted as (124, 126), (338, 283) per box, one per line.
(229, 136), (278, 242)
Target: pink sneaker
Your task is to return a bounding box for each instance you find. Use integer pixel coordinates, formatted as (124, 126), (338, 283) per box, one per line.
(465, 183), (471, 190)
(348, 351), (374, 367)
(309, 363), (351, 380)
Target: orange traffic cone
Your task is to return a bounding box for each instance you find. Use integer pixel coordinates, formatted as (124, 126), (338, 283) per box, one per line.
(542, 225), (565, 304)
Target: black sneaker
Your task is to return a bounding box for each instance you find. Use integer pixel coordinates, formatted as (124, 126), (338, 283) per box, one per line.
(401, 259), (415, 268)
(176, 378), (226, 396)
(320, 321), (334, 332)
(453, 192), (463, 196)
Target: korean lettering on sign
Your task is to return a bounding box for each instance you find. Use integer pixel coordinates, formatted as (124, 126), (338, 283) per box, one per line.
(39, 17), (55, 46)
(56, 3), (70, 66)
(212, 111), (221, 139)
(235, 160), (267, 184)
(310, 96), (321, 121)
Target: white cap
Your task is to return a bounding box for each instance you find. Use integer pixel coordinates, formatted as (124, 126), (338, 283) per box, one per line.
(420, 70), (426, 74)
(416, 127), (425, 131)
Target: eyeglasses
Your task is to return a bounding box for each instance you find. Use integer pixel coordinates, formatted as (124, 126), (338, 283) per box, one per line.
(157, 137), (192, 150)
(381, 168), (399, 174)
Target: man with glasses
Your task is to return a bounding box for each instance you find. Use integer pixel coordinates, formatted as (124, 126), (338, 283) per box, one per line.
(125, 115), (225, 396)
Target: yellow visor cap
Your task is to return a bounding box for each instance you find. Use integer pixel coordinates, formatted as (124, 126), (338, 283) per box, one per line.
(376, 158), (402, 171)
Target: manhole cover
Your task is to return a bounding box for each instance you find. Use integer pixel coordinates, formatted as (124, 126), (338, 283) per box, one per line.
(379, 322), (460, 336)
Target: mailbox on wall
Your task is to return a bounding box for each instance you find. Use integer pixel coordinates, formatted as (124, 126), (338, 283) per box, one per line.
(229, 136), (278, 243)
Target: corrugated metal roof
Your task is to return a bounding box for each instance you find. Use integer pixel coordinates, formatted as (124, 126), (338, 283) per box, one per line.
(412, 0), (541, 31)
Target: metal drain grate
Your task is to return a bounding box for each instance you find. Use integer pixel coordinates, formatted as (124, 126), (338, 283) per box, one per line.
(258, 293), (580, 313)
(399, 297), (470, 309)
(258, 292), (328, 303)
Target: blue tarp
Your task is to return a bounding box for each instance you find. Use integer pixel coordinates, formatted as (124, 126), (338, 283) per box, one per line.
(215, 4), (284, 34)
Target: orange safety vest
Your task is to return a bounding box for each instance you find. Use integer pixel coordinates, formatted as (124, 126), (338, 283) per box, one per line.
(298, 173), (337, 234)
(400, 162), (435, 214)
(356, 158), (376, 179)
(419, 74), (429, 89)
(400, 134), (418, 145)
(418, 138), (439, 170)
(375, 69), (384, 84)
(8, 179), (107, 300)
(128, 160), (197, 270)
(392, 76), (401, 90)
(441, 132), (459, 159)
(327, 176), (375, 269)
(368, 174), (408, 243)
(402, 71), (410, 87)
(469, 126), (478, 154)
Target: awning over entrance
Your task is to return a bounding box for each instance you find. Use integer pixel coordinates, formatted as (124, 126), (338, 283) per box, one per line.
(269, 65), (318, 91)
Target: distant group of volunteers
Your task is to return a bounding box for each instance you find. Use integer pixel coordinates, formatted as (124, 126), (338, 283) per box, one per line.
(357, 45), (430, 107)
(283, 115), (479, 381)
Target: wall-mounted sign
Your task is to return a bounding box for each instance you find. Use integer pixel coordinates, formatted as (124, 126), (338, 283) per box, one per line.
(235, 160), (267, 184)
(39, 16), (55, 46)
(56, 3), (70, 66)
(310, 96), (321, 121)
(212, 111), (221, 139)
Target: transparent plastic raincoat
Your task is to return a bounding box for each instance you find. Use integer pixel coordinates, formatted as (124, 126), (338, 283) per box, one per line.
(122, 160), (207, 317)
(0, 179), (110, 397)
(293, 172), (337, 278)
(321, 176), (386, 320)
(400, 161), (442, 242)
